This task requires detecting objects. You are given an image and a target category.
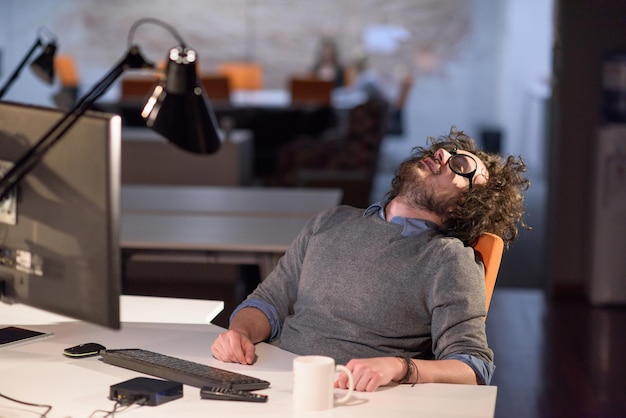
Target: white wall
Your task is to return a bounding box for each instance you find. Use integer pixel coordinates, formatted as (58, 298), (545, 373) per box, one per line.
(0, 1), (76, 104)
(403, 0), (553, 166)
(498, 0), (554, 175)
(404, 0), (505, 148)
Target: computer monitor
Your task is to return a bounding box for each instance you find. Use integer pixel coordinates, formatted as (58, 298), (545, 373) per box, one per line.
(0, 100), (122, 329)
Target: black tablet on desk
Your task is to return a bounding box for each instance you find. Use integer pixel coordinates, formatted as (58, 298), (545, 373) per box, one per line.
(0, 326), (53, 349)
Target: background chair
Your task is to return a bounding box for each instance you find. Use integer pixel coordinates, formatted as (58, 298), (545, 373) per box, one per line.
(200, 74), (231, 103)
(120, 74), (159, 100)
(272, 98), (388, 207)
(289, 76), (334, 106)
(217, 62), (263, 90)
(473, 232), (504, 316)
(52, 54), (80, 109)
(386, 73), (413, 135)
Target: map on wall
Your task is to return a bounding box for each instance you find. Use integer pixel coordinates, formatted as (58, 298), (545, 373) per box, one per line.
(31, 0), (472, 90)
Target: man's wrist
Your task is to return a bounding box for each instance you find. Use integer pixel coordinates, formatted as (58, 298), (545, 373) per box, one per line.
(394, 356), (418, 384)
(227, 326), (245, 335)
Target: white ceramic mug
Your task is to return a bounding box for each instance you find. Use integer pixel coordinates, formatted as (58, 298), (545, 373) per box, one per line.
(292, 355), (354, 411)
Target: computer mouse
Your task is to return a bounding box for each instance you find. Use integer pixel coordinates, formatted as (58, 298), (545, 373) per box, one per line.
(63, 342), (106, 358)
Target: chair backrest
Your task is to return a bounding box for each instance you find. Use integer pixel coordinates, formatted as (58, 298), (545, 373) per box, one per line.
(200, 74), (231, 102)
(395, 74), (413, 108)
(472, 232), (504, 316)
(217, 62), (263, 90)
(289, 77), (334, 106)
(120, 75), (159, 100)
(54, 55), (80, 88)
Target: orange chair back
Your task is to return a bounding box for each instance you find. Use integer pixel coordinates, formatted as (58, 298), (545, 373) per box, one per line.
(200, 74), (231, 102)
(289, 77), (334, 106)
(120, 75), (159, 100)
(54, 55), (80, 88)
(217, 62), (263, 90)
(472, 232), (504, 317)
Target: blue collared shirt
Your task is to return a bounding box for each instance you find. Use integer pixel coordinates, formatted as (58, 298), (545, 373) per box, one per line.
(231, 202), (495, 384)
(363, 201), (438, 236)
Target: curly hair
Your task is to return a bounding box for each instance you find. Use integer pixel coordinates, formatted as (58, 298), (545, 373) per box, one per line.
(385, 127), (530, 249)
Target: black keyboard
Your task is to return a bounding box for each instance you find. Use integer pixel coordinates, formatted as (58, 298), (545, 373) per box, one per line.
(99, 348), (270, 391)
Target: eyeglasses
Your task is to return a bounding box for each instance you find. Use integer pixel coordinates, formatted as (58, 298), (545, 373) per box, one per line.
(436, 143), (479, 190)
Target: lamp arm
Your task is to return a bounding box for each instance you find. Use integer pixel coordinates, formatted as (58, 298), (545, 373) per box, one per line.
(0, 46), (151, 201)
(0, 38), (42, 99)
(127, 18), (186, 47)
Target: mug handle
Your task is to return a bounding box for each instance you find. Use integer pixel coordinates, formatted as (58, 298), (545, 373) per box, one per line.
(334, 365), (354, 404)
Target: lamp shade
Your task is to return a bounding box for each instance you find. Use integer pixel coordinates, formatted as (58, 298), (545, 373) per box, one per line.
(29, 41), (57, 85)
(141, 46), (221, 154)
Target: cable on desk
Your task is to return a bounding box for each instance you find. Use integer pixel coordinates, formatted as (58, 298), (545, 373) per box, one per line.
(88, 395), (148, 418)
(0, 392), (52, 417)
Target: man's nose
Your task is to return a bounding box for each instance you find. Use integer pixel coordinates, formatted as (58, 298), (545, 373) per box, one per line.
(434, 148), (451, 165)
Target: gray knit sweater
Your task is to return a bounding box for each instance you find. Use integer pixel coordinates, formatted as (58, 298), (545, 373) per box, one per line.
(246, 205), (494, 366)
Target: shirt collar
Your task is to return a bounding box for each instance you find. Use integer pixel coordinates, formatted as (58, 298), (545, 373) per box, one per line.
(364, 201), (437, 237)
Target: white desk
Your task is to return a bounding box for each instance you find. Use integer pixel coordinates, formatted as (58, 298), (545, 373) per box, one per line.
(121, 186), (343, 278)
(0, 318), (497, 418)
(230, 89), (290, 107)
(229, 88), (369, 110)
(1, 296), (224, 326)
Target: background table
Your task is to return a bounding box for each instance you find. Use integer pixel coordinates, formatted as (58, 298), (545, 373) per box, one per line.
(121, 127), (254, 187)
(121, 185), (342, 279)
(0, 314), (497, 418)
(121, 184), (342, 218)
(97, 93), (339, 182)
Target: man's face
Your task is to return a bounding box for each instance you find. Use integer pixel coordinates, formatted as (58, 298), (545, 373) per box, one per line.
(403, 147), (488, 217)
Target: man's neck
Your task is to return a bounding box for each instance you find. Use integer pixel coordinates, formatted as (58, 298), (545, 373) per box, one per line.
(385, 197), (444, 226)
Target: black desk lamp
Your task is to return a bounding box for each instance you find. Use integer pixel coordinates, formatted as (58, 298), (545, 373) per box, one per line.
(0, 18), (221, 201)
(0, 27), (57, 99)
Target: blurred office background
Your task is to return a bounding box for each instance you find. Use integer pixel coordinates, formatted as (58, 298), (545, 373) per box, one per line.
(0, 0), (553, 288)
(1, 1), (625, 417)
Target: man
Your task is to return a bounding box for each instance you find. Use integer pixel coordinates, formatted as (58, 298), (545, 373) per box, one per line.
(211, 127), (529, 392)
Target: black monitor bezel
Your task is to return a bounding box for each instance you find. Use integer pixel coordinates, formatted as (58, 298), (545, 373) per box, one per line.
(0, 100), (121, 329)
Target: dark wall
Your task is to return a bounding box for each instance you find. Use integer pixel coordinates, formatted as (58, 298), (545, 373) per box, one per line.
(547, 0), (626, 294)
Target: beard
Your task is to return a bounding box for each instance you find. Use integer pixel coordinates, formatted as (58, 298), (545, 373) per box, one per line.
(402, 165), (459, 219)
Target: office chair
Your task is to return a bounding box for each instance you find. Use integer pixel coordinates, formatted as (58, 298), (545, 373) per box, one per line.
(200, 74), (231, 102)
(289, 77), (334, 106)
(386, 73), (413, 135)
(472, 232), (504, 317)
(272, 98), (388, 208)
(52, 54), (80, 109)
(120, 75), (159, 100)
(217, 62), (263, 90)
(54, 55), (79, 88)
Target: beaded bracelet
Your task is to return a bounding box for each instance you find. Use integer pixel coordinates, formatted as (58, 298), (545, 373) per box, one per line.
(397, 356), (416, 384)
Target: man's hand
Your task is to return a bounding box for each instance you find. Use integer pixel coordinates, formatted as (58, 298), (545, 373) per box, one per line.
(211, 329), (257, 365)
(335, 357), (481, 389)
(334, 357), (405, 392)
(211, 306), (272, 365)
